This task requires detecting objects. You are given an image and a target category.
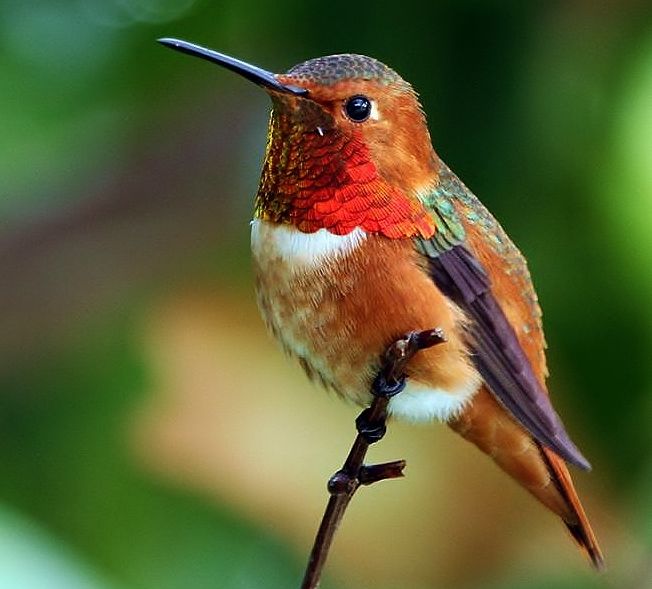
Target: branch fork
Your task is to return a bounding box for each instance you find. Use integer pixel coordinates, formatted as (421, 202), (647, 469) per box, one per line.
(300, 327), (446, 589)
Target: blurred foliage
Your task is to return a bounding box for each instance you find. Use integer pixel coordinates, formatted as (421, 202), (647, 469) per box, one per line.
(1, 0), (652, 588)
(0, 317), (309, 589)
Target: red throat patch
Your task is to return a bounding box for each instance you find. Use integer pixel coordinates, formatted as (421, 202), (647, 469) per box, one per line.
(256, 129), (436, 239)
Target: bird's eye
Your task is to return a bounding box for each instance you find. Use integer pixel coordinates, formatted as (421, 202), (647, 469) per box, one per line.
(344, 95), (372, 122)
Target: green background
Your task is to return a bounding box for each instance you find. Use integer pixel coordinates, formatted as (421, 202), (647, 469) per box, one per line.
(1, 1), (651, 588)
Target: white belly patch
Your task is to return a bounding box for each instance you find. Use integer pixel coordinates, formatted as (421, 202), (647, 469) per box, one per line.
(250, 218), (366, 267)
(388, 378), (480, 422)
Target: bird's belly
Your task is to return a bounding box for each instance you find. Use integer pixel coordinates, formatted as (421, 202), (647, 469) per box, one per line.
(250, 219), (480, 419)
(387, 380), (479, 422)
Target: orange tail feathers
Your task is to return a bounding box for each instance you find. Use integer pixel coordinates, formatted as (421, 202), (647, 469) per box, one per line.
(539, 445), (604, 569)
(449, 386), (604, 569)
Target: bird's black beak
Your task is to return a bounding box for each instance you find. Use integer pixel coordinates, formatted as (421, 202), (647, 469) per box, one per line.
(158, 38), (308, 97)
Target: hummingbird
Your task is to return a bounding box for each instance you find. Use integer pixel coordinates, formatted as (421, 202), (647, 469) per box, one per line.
(159, 38), (603, 569)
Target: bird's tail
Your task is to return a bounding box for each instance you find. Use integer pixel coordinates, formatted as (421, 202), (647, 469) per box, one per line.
(449, 385), (604, 569)
(538, 445), (604, 569)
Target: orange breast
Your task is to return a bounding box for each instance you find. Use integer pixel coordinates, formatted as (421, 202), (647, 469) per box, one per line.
(251, 220), (477, 406)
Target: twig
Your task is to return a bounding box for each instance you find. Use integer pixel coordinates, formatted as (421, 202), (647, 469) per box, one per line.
(300, 328), (446, 589)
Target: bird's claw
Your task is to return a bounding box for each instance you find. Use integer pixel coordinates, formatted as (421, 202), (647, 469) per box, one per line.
(355, 407), (387, 443)
(377, 327), (447, 388)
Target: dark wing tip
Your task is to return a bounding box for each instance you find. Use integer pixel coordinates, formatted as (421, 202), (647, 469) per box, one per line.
(554, 434), (591, 471)
(426, 244), (592, 471)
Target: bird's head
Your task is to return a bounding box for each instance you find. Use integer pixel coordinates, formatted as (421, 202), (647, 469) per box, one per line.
(159, 39), (438, 238)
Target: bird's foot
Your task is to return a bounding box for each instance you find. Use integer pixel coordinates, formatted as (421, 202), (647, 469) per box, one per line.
(372, 327), (446, 397)
(371, 373), (406, 398)
(355, 407), (388, 443)
(361, 327), (447, 444)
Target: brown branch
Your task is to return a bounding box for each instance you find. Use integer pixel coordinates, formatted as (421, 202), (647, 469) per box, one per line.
(300, 328), (446, 589)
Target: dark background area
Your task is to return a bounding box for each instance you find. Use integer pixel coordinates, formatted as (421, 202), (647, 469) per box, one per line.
(1, 1), (651, 588)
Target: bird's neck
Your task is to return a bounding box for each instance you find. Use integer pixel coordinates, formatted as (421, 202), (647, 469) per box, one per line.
(254, 125), (437, 239)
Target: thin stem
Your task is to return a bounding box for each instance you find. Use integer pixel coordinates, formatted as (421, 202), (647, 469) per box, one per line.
(300, 328), (446, 589)
(301, 495), (353, 589)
